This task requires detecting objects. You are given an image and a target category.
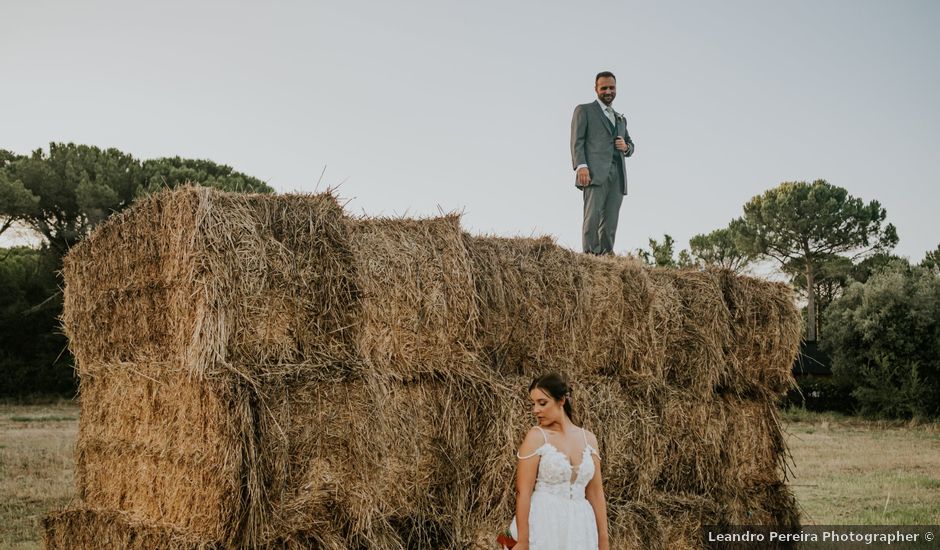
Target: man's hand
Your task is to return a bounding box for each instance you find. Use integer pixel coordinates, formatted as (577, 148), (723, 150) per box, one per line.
(576, 167), (591, 186)
(615, 137), (630, 153)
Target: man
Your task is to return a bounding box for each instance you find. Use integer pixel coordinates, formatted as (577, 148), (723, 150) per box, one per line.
(570, 71), (635, 255)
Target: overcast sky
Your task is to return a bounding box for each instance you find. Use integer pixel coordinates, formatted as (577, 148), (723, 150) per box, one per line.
(3, 0), (938, 262)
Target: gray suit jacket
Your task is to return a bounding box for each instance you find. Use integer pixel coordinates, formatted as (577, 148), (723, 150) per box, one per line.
(570, 101), (634, 195)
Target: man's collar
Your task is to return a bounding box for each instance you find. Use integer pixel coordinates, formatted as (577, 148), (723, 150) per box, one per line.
(596, 98), (616, 114)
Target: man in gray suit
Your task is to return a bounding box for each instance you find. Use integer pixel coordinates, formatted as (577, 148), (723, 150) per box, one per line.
(571, 71), (635, 255)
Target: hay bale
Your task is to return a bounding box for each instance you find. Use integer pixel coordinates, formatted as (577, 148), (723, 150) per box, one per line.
(654, 390), (790, 498)
(41, 507), (353, 550)
(356, 369), (523, 548)
(225, 366), (517, 548)
(571, 254), (653, 379)
(343, 373), (475, 548)
(654, 388), (727, 495)
(467, 235), (655, 381)
(657, 493), (724, 550)
(350, 216), (479, 377)
(42, 509), (215, 550)
(74, 363), (511, 548)
(720, 272), (802, 395)
(466, 239), (801, 399)
(461, 371), (531, 544)
(61, 187), (359, 546)
(574, 376), (665, 501)
(644, 269), (732, 397)
(720, 482), (801, 528)
(61, 190), (203, 369)
(467, 236), (579, 375)
(74, 364), (244, 544)
(236, 367), (375, 547)
(62, 186), (358, 376)
(194, 191), (358, 369)
(608, 493), (722, 550)
(609, 499), (664, 550)
(720, 397), (789, 489)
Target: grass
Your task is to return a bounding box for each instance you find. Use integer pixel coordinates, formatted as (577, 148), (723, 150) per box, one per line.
(0, 401), (78, 550)
(782, 408), (940, 525)
(9, 416), (77, 423)
(1, 404), (938, 548)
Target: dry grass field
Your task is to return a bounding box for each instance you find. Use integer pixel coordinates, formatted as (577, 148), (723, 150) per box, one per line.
(782, 409), (940, 525)
(1, 403), (938, 548)
(0, 401), (77, 550)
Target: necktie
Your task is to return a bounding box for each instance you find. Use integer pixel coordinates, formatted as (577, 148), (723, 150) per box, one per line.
(605, 107), (616, 126)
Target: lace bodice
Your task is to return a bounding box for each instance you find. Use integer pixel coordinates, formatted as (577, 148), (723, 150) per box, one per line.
(519, 427), (599, 501)
(509, 426), (601, 548)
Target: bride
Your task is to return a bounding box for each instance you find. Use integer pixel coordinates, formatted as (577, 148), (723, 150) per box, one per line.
(508, 373), (610, 550)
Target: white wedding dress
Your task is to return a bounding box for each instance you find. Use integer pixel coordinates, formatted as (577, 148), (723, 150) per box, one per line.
(508, 426), (599, 550)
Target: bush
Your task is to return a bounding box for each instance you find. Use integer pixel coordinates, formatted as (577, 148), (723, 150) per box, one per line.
(0, 247), (74, 396)
(822, 264), (940, 419)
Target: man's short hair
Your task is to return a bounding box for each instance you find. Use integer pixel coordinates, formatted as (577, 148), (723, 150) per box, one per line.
(595, 71), (616, 85)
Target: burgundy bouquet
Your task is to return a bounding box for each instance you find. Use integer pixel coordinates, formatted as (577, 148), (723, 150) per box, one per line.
(495, 529), (517, 548)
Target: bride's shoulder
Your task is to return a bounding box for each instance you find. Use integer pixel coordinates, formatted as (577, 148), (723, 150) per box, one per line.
(518, 426), (547, 454)
(522, 426), (547, 444)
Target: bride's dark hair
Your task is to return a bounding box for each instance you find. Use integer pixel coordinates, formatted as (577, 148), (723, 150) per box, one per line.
(529, 373), (574, 420)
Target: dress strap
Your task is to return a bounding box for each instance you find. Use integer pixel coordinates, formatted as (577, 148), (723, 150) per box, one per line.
(582, 427), (600, 458)
(516, 426), (549, 460)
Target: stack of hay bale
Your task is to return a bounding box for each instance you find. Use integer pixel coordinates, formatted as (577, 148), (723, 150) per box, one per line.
(44, 187), (801, 549)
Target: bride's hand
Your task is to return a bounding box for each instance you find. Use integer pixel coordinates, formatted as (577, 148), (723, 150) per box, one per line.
(513, 542), (529, 550)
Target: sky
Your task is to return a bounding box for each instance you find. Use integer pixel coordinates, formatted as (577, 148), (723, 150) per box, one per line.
(3, 0), (938, 263)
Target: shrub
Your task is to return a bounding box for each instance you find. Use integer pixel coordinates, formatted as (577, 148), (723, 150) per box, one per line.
(822, 264), (940, 419)
(0, 247), (74, 396)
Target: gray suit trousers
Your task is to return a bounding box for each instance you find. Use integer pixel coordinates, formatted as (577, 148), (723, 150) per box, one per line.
(581, 161), (624, 255)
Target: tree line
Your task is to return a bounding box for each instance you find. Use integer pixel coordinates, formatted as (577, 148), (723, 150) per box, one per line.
(2, 144), (938, 418)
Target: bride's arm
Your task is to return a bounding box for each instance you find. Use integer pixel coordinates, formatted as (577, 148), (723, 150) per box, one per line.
(514, 428), (543, 547)
(584, 431), (610, 550)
